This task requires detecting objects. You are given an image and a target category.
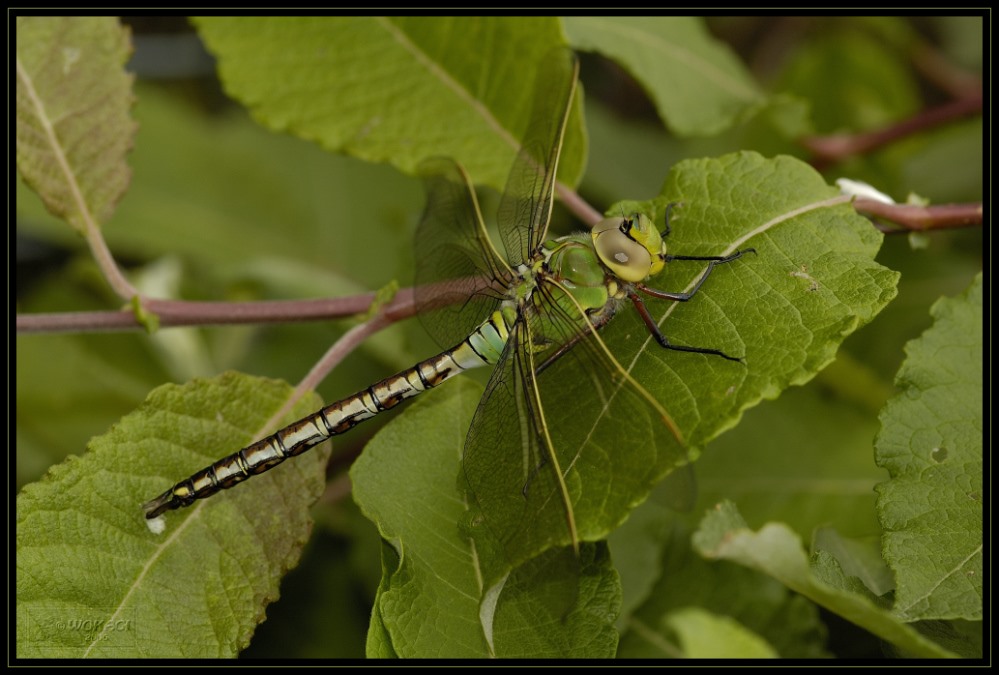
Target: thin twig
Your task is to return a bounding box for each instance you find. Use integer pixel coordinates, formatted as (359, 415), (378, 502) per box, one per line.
(911, 41), (983, 101)
(853, 199), (982, 233)
(16, 290), (416, 334)
(558, 181), (603, 226)
(802, 93), (982, 165)
(264, 304), (404, 433)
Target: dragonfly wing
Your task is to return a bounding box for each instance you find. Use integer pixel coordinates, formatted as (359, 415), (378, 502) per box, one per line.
(496, 48), (579, 266)
(462, 277), (692, 578)
(531, 281), (692, 538)
(415, 157), (513, 350)
(460, 318), (580, 584)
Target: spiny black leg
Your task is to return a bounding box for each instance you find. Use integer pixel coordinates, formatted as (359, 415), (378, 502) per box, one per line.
(627, 290), (743, 362)
(535, 307), (615, 375)
(641, 248), (756, 302)
(536, 333), (583, 375)
(661, 201), (683, 238)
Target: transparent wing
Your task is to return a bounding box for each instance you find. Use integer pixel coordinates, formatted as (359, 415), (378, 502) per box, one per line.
(532, 284), (692, 539)
(415, 157), (513, 350)
(462, 279), (689, 581)
(415, 47), (577, 348)
(461, 318), (569, 584)
(497, 48), (579, 266)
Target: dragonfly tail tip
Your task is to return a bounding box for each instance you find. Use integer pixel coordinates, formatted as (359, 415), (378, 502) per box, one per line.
(142, 490), (175, 520)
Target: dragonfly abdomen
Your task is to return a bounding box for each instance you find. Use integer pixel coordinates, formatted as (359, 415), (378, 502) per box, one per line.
(143, 311), (512, 520)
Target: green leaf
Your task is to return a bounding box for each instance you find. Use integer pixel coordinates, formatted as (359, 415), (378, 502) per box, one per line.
(693, 376), (887, 541)
(610, 152), (899, 445)
(813, 527), (894, 598)
(518, 152), (898, 554)
(365, 541), (401, 658)
(193, 17), (586, 193)
(16, 373), (329, 658)
(693, 501), (958, 658)
(617, 519), (828, 658)
(874, 273), (983, 622)
(565, 17), (764, 136)
(664, 607), (778, 658)
(15, 16), (136, 234)
(351, 380), (620, 658)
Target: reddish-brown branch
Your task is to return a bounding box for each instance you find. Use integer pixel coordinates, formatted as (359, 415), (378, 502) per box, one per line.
(16, 289), (418, 334)
(912, 42), (983, 101)
(853, 199), (982, 233)
(558, 181), (603, 226)
(802, 93), (982, 165)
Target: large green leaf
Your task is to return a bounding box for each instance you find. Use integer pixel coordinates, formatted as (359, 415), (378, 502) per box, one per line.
(351, 379), (620, 658)
(601, 152), (899, 447)
(875, 273), (983, 622)
(15, 16), (136, 235)
(193, 17), (586, 193)
(482, 151), (899, 559)
(16, 374), (329, 658)
(565, 17), (764, 136)
(693, 370), (887, 540)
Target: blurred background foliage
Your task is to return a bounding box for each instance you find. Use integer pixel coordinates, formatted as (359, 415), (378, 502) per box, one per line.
(16, 16), (982, 658)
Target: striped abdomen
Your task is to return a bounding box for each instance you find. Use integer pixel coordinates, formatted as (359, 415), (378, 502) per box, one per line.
(142, 311), (511, 519)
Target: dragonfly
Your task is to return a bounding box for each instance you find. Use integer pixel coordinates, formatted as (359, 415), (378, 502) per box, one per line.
(143, 50), (752, 570)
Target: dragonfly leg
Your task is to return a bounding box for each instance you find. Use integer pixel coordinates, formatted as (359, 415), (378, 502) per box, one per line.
(627, 289), (743, 362)
(641, 248), (756, 302)
(534, 306), (616, 374)
(660, 201), (683, 238)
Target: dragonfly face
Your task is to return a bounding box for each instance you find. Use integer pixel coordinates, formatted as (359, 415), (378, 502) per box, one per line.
(591, 213), (667, 283)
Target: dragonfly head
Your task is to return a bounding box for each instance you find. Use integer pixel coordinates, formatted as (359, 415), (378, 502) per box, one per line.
(591, 213), (667, 283)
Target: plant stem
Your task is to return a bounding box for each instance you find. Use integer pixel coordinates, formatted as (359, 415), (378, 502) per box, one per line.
(802, 93), (982, 165)
(16, 289), (417, 334)
(854, 200), (983, 233)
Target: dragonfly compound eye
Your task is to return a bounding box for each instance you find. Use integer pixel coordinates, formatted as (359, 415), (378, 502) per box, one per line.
(592, 216), (655, 283)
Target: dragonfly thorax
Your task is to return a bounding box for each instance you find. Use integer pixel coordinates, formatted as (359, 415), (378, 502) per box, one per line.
(539, 236), (615, 317)
(591, 213), (666, 283)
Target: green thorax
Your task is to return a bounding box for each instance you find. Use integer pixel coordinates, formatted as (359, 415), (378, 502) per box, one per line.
(500, 213), (667, 351)
(540, 233), (618, 312)
(495, 234), (617, 353)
